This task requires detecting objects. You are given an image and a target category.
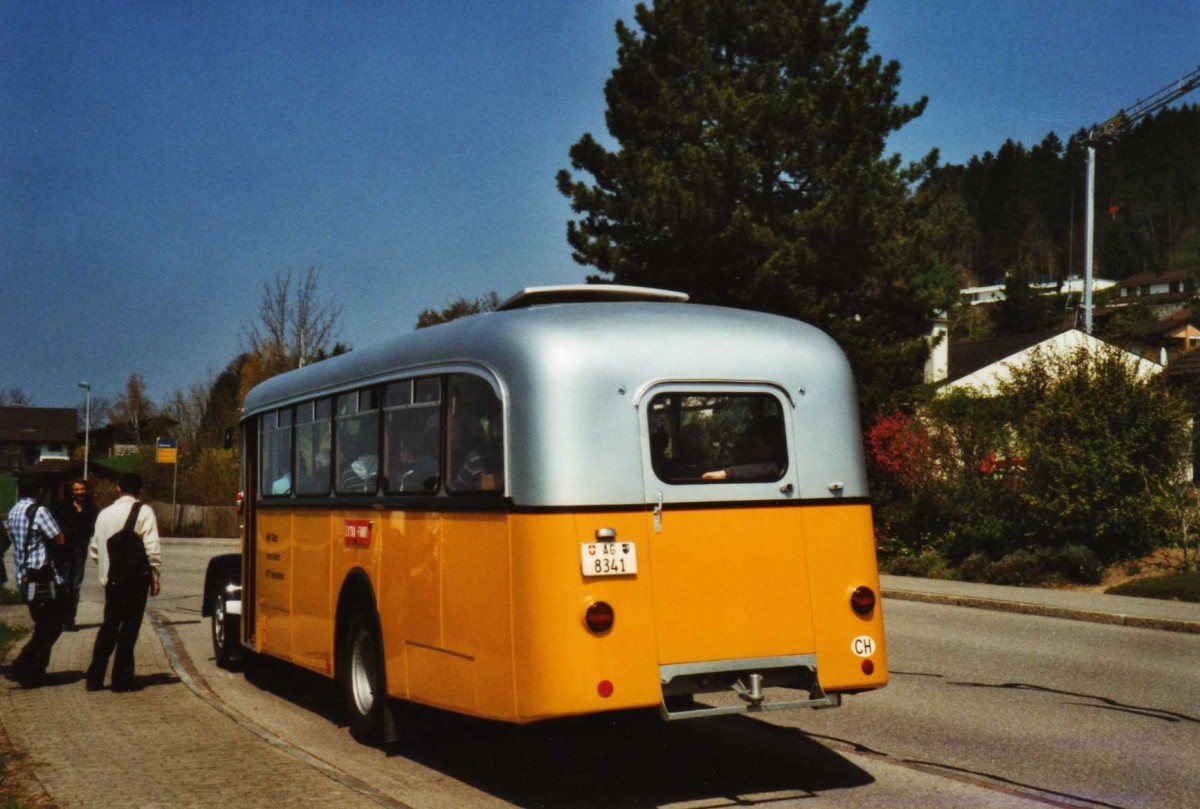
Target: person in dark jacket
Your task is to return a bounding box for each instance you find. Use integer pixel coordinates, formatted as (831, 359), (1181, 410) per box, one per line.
(53, 479), (99, 631)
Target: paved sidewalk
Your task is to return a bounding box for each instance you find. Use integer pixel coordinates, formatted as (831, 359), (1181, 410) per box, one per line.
(881, 574), (1200, 634)
(0, 601), (385, 809)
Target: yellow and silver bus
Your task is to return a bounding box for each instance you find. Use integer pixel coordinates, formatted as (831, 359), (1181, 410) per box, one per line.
(203, 285), (887, 742)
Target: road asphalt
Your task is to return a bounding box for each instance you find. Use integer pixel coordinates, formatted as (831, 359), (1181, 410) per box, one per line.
(1, 566), (1196, 807)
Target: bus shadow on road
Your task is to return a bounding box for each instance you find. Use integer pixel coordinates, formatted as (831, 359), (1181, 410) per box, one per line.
(390, 706), (874, 808)
(238, 656), (873, 807)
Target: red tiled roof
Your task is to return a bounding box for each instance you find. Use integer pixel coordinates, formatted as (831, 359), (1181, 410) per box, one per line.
(1117, 270), (1187, 287)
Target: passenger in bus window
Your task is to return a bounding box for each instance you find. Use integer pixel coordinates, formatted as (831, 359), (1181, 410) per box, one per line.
(702, 416), (785, 481)
(298, 449), (330, 495)
(396, 445), (438, 492)
(450, 412), (503, 492)
(399, 414), (439, 492)
(339, 424), (378, 493)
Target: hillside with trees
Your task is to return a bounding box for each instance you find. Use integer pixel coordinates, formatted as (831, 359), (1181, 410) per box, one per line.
(917, 103), (1200, 338)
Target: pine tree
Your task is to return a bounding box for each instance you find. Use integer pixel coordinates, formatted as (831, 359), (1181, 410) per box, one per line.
(557, 0), (948, 410)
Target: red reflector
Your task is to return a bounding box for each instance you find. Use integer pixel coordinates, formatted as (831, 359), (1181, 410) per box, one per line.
(850, 586), (876, 616)
(861, 659), (875, 675)
(585, 601), (614, 633)
(597, 680), (614, 698)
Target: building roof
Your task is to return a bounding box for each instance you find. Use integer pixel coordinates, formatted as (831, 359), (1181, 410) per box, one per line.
(0, 406), (77, 443)
(1117, 270), (1187, 288)
(1166, 349), (1200, 379)
(947, 329), (1067, 383)
(941, 329), (1161, 396)
(1145, 307), (1195, 336)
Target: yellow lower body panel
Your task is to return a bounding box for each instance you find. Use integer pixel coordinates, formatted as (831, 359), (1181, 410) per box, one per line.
(255, 501), (886, 724)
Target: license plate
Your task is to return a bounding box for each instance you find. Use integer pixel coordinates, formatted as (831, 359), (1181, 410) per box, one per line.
(580, 541), (638, 577)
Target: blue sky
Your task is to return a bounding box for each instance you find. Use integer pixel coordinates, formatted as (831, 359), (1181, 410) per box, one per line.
(3, 1), (1198, 411)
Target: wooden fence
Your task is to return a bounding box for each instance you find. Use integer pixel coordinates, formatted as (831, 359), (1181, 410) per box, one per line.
(147, 500), (240, 538)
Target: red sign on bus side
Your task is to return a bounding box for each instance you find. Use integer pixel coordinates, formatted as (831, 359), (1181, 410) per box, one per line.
(344, 519), (372, 548)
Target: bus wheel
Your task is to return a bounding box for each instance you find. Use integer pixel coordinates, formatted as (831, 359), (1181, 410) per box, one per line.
(342, 611), (387, 743)
(211, 593), (241, 669)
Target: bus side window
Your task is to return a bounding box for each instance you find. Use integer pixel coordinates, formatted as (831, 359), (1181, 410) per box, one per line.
(384, 377), (442, 494)
(446, 374), (504, 493)
(295, 399), (332, 496)
(336, 389), (380, 494)
(261, 409), (294, 496)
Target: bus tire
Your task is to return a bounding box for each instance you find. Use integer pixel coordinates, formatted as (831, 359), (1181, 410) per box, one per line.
(211, 592), (242, 669)
(342, 610), (387, 743)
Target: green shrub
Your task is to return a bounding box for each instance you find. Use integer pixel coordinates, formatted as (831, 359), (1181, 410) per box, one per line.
(869, 344), (1190, 568)
(987, 549), (1048, 585)
(1040, 544), (1104, 585)
(957, 553), (990, 582)
(883, 550), (952, 579)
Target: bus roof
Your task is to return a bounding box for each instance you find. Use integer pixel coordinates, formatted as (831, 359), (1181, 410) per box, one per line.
(243, 297), (850, 416)
(242, 293), (868, 504)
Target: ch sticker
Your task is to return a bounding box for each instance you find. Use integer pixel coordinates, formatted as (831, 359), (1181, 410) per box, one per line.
(851, 635), (877, 657)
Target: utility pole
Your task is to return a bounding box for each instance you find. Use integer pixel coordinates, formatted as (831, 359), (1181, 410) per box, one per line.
(1083, 66), (1200, 333)
(78, 381), (91, 480)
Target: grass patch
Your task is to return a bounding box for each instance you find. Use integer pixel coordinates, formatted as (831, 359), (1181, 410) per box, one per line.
(1105, 571), (1200, 602)
(96, 455), (140, 474)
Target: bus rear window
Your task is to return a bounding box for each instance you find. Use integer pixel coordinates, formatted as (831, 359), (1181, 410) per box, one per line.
(648, 393), (787, 484)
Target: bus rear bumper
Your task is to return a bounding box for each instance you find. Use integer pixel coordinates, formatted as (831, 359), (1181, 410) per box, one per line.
(657, 654), (841, 721)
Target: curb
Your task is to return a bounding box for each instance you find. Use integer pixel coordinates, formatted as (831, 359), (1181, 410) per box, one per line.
(147, 609), (414, 809)
(882, 589), (1200, 635)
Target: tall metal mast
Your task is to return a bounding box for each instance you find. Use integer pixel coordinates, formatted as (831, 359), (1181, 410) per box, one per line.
(1082, 66), (1200, 334)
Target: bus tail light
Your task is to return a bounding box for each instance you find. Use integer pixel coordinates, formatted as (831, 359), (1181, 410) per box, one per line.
(862, 659), (875, 675)
(850, 586), (876, 616)
(584, 601), (614, 633)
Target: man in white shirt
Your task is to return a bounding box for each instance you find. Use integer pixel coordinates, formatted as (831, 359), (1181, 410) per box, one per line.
(85, 472), (161, 692)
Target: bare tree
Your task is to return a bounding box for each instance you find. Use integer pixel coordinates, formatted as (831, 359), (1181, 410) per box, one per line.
(242, 267), (341, 380)
(0, 386), (34, 406)
(161, 377), (211, 449)
(109, 373), (156, 447)
(1150, 479), (1200, 572)
(76, 393), (111, 432)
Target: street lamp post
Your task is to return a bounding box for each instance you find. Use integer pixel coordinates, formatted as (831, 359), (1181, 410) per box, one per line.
(78, 381), (91, 481)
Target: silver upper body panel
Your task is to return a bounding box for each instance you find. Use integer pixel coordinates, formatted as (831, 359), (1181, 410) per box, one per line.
(242, 301), (868, 506)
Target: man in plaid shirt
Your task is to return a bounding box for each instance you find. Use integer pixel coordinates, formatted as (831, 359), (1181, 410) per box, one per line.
(5, 476), (65, 686)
